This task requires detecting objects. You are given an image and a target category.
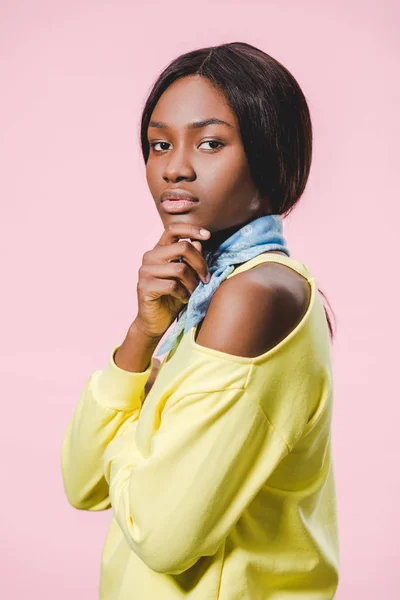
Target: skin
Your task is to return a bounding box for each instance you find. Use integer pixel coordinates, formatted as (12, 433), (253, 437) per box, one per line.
(146, 74), (288, 254)
(144, 74), (310, 376)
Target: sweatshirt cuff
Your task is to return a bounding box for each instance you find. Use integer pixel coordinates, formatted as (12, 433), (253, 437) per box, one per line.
(93, 345), (154, 411)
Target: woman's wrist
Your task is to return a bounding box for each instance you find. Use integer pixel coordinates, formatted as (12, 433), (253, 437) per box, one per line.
(114, 320), (162, 373)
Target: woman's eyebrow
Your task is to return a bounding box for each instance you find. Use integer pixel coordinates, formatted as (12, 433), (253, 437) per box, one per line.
(148, 117), (234, 130)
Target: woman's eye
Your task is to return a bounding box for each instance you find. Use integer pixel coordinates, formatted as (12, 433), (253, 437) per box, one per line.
(149, 140), (224, 153)
(200, 140), (224, 150)
(150, 142), (170, 152)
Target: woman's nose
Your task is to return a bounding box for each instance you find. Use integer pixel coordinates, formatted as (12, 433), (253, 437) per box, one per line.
(162, 148), (195, 182)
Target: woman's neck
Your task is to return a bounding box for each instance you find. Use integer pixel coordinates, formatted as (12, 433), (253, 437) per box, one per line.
(201, 218), (253, 255)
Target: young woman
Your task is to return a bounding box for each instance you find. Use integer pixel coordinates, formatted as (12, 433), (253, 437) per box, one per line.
(62, 42), (340, 599)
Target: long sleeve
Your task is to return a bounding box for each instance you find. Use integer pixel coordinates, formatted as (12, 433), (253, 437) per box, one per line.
(61, 345), (154, 511)
(102, 385), (290, 575)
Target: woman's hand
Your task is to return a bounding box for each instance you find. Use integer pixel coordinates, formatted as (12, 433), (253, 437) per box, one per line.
(133, 222), (211, 340)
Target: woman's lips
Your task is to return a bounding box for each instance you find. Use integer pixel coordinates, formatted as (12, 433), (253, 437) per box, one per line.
(161, 199), (198, 213)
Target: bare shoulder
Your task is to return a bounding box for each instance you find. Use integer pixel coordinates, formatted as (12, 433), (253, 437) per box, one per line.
(249, 257), (311, 302)
(195, 258), (311, 358)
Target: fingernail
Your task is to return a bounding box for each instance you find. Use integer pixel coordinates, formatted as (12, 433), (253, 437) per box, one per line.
(205, 272), (211, 283)
(200, 229), (210, 237)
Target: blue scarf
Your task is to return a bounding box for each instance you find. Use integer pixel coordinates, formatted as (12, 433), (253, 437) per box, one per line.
(155, 214), (290, 357)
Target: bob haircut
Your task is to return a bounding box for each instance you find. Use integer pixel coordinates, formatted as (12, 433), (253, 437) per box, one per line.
(139, 42), (336, 339)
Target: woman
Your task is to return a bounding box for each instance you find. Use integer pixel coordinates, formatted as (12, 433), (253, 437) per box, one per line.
(61, 42), (340, 599)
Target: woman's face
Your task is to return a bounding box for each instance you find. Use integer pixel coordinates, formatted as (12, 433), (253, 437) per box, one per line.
(145, 75), (271, 234)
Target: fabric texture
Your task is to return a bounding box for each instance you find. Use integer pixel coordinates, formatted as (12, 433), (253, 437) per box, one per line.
(61, 252), (340, 600)
(156, 213), (290, 356)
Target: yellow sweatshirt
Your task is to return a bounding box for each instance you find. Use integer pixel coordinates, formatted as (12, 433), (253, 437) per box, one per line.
(61, 253), (340, 599)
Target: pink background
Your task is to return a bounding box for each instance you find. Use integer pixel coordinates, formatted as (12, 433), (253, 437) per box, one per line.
(1, 1), (398, 597)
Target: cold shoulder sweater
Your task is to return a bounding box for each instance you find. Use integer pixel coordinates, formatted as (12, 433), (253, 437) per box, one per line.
(61, 253), (340, 599)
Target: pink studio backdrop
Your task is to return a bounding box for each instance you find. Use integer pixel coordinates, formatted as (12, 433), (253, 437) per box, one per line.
(1, 1), (398, 598)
